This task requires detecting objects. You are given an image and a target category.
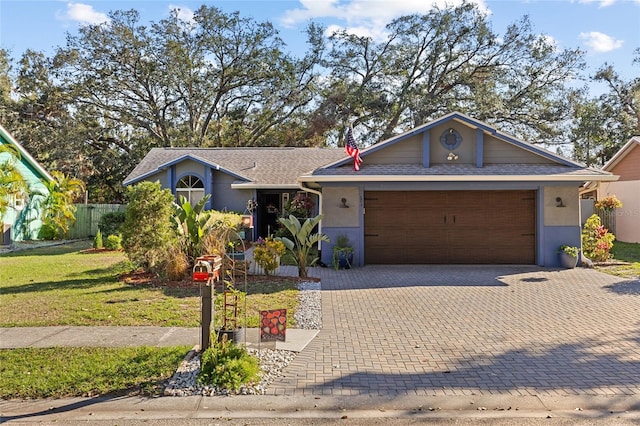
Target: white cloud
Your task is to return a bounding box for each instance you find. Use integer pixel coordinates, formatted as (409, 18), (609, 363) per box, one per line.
(60, 3), (109, 25)
(168, 4), (196, 26)
(578, 0), (616, 7)
(539, 34), (559, 50)
(280, 0), (489, 40)
(579, 31), (623, 53)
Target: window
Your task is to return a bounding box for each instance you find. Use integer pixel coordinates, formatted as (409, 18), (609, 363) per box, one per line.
(12, 192), (25, 210)
(176, 175), (205, 205)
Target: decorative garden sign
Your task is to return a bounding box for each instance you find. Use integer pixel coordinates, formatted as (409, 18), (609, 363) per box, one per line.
(260, 309), (287, 342)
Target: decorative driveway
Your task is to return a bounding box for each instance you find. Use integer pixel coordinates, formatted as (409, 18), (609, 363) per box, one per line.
(269, 265), (640, 397)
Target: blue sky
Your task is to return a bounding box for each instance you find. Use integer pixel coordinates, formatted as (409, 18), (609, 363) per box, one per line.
(1, 0), (639, 96)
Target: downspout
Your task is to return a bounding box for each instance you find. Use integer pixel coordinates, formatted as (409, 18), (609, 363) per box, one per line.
(298, 181), (324, 259)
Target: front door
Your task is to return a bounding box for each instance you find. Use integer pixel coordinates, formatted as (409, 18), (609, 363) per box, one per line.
(257, 192), (281, 239)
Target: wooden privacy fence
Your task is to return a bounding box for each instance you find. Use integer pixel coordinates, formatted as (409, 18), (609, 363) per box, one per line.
(68, 204), (125, 239)
(596, 207), (617, 236)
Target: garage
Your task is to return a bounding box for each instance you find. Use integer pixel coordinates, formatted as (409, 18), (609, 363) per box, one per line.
(364, 190), (536, 264)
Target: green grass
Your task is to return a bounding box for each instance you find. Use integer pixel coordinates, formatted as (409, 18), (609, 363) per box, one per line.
(0, 346), (190, 398)
(0, 241), (202, 327)
(0, 240), (303, 327)
(215, 275), (301, 329)
(597, 241), (640, 278)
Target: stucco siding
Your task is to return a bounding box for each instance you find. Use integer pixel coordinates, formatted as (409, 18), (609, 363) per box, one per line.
(543, 186), (580, 226)
(541, 186), (582, 267)
(141, 171), (168, 188)
(211, 170), (252, 213)
(599, 180), (640, 243)
(541, 225), (582, 267)
(175, 159), (206, 182)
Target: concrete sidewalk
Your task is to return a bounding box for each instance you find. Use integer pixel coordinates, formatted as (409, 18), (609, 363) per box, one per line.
(0, 326), (319, 352)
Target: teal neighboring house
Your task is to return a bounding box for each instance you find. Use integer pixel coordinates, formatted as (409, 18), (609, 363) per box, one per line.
(0, 124), (52, 245)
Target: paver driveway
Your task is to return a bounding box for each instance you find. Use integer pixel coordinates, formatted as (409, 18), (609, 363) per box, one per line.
(269, 265), (640, 397)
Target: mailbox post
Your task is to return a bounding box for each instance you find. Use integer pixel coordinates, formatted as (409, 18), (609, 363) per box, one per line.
(193, 256), (221, 350)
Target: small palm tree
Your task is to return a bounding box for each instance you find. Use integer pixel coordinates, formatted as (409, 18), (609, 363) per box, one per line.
(277, 214), (329, 278)
(0, 144), (27, 217)
(40, 171), (85, 239)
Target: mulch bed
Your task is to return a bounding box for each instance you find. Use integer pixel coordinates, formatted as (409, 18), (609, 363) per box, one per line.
(119, 269), (318, 289)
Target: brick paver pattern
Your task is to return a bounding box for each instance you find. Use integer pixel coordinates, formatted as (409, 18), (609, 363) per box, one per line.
(269, 265), (640, 397)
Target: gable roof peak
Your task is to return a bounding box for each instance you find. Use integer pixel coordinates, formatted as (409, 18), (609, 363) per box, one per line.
(602, 136), (640, 171)
(0, 123), (53, 182)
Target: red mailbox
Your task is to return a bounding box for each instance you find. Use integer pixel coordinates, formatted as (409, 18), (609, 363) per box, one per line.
(193, 255), (222, 283)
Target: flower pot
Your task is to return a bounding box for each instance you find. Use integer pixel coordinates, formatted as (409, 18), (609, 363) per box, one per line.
(335, 250), (353, 269)
(559, 252), (578, 269)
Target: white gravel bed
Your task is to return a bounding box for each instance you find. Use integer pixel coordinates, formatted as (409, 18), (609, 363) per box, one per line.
(163, 280), (321, 396)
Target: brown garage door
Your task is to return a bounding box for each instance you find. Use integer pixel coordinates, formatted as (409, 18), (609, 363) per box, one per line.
(364, 190), (536, 264)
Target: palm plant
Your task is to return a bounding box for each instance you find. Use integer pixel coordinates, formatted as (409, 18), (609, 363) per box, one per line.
(0, 144), (26, 217)
(277, 214), (329, 278)
(172, 194), (212, 264)
(40, 171), (85, 239)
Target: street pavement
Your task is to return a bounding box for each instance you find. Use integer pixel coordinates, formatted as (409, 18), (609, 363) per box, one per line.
(1, 264), (639, 424)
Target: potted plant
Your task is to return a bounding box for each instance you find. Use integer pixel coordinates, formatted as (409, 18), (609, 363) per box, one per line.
(332, 234), (354, 270)
(558, 245), (579, 269)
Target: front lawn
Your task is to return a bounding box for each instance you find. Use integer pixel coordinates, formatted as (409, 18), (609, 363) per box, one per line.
(0, 346), (190, 398)
(0, 241), (303, 328)
(596, 241), (640, 279)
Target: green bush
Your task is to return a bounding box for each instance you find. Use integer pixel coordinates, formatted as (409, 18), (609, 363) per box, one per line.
(93, 229), (104, 249)
(121, 181), (177, 272)
(37, 223), (57, 240)
(582, 214), (615, 261)
(198, 340), (260, 392)
(104, 234), (122, 251)
(99, 211), (126, 237)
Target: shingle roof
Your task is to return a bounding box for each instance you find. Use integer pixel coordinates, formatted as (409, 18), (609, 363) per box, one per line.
(311, 163), (612, 177)
(123, 147), (346, 186)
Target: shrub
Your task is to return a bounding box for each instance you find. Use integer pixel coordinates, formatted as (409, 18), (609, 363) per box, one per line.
(582, 214), (615, 262)
(594, 195), (622, 211)
(157, 241), (189, 281)
(37, 223), (57, 241)
(93, 229), (103, 249)
(121, 181), (177, 272)
(200, 212), (243, 257)
(98, 211), (125, 237)
(253, 237), (285, 275)
(197, 340), (260, 392)
(104, 234), (122, 251)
